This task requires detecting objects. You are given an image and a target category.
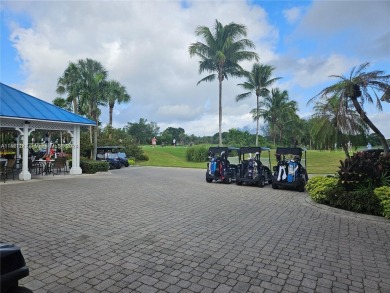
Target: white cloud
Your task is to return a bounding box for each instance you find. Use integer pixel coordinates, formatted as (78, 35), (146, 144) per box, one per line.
(157, 104), (203, 120)
(294, 0), (390, 60)
(283, 7), (302, 24)
(369, 112), (390, 139)
(3, 0), (389, 137)
(4, 0), (279, 136)
(291, 54), (358, 88)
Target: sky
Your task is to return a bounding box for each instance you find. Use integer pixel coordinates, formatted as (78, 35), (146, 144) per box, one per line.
(1, 0), (389, 138)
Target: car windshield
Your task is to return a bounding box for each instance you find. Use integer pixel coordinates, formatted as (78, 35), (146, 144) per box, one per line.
(117, 152), (126, 158)
(106, 153), (118, 159)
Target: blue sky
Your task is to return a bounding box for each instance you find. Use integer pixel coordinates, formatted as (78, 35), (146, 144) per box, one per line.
(1, 0), (389, 138)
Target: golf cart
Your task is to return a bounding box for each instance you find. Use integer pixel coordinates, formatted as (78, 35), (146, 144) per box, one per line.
(206, 147), (238, 184)
(272, 147), (308, 192)
(0, 243), (32, 293)
(236, 147), (273, 187)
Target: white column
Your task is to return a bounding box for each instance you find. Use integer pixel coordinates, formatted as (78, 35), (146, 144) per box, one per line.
(19, 123), (32, 180)
(70, 125), (82, 175)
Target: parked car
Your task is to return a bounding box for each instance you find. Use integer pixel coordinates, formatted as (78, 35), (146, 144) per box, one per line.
(117, 152), (129, 167)
(271, 147), (308, 192)
(96, 153), (122, 169)
(0, 243), (32, 293)
(236, 147), (273, 187)
(206, 147), (239, 184)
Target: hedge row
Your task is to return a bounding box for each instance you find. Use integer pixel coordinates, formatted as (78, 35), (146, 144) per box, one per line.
(306, 176), (390, 218)
(79, 159), (109, 174)
(185, 145), (209, 162)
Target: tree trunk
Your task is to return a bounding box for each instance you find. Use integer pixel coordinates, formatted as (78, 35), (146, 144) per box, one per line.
(91, 106), (98, 161)
(109, 106), (113, 127)
(72, 98), (78, 114)
(272, 125), (276, 146)
(351, 98), (389, 155)
(342, 143), (350, 159)
(109, 106), (114, 140)
(255, 95), (259, 147)
(88, 106), (93, 148)
(93, 123), (98, 161)
(218, 78), (223, 146)
(89, 126), (93, 144)
(340, 135), (350, 159)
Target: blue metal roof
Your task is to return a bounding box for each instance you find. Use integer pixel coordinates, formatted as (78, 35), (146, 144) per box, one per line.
(0, 82), (96, 126)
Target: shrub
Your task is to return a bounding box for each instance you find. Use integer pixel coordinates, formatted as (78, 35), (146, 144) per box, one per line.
(186, 145), (209, 162)
(126, 144), (149, 161)
(128, 158), (136, 166)
(80, 159), (109, 174)
(306, 176), (340, 204)
(332, 187), (383, 216)
(337, 151), (390, 191)
(374, 186), (390, 219)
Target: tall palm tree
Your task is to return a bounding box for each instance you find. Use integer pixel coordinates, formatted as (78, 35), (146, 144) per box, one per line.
(312, 62), (390, 154)
(106, 80), (131, 127)
(56, 62), (82, 114)
(310, 95), (368, 157)
(236, 63), (281, 146)
(254, 88), (297, 146)
(189, 19), (259, 146)
(77, 58), (108, 160)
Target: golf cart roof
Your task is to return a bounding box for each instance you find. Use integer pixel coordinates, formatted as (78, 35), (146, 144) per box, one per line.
(275, 147), (305, 156)
(239, 147), (270, 154)
(208, 147), (239, 156)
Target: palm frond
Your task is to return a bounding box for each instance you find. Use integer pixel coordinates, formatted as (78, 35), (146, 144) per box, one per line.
(235, 92), (251, 102)
(197, 74), (216, 85)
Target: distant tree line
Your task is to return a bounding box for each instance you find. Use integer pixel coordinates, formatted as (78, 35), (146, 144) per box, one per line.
(106, 117), (386, 151)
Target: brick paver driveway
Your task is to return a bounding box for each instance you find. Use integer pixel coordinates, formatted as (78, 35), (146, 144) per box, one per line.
(1, 167), (389, 293)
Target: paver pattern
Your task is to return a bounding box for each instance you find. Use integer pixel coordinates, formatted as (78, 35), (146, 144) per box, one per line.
(1, 167), (389, 293)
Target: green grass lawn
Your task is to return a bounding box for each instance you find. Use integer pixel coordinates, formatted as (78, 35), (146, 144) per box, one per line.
(138, 145), (347, 174)
(139, 146), (205, 169)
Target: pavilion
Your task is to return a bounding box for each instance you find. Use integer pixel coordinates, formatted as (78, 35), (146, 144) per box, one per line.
(0, 82), (96, 180)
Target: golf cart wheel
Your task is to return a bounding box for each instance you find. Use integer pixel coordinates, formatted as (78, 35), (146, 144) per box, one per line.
(272, 183), (278, 189)
(257, 176), (265, 188)
(236, 180), (242, 186)
(7, 287), (33, 293)
(206, 178), (213, 183)
(224, 176), (232, 184)
(298, 184), (305, 192)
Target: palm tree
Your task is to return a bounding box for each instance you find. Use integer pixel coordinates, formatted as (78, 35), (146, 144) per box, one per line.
(77, 58), (108, 160)
(310, 95), (368, 157)
(106, 80), (131, 127)
(312, 62), (390, 154)
(52, 97), (72, 112)
(56, 62), (82, 114)
(254, 88), (297, 146)
(189, 19), (259, 146)
(236, 63), (281, 146)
